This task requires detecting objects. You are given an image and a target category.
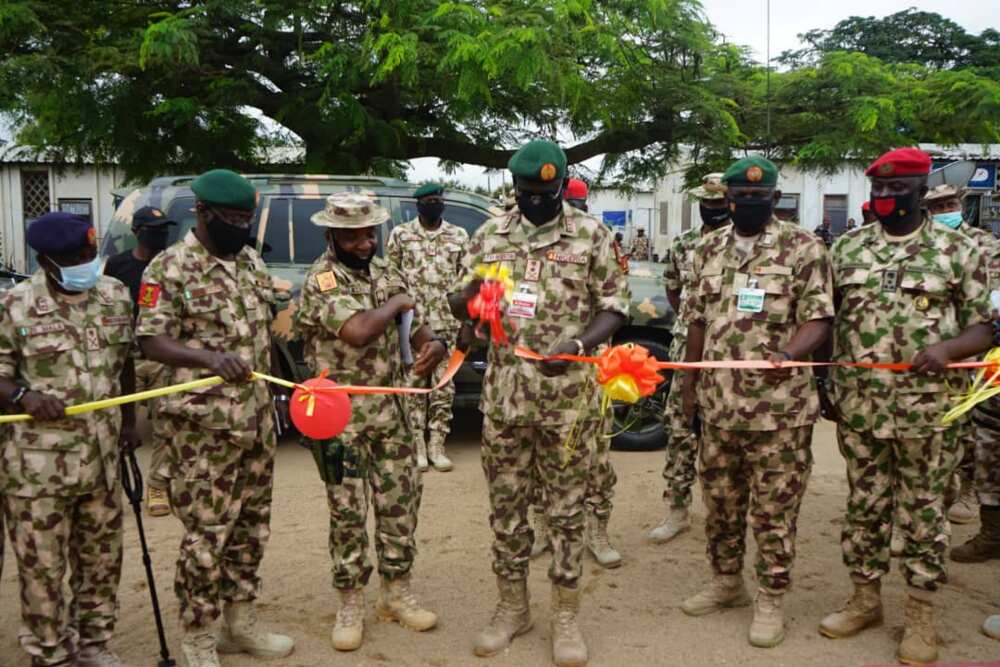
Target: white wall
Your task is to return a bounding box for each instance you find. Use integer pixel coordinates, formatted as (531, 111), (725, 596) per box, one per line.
(588, 188), (656, 247)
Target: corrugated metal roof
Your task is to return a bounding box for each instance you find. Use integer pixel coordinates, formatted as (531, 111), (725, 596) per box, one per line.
(919, 143), (1000, 160)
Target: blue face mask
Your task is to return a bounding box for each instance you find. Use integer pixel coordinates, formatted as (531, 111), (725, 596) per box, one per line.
(932, 211), (963, 230)
(49, 255), (103, 292)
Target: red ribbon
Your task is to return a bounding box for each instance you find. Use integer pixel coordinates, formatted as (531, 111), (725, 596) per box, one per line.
(467, 281), (509, 346)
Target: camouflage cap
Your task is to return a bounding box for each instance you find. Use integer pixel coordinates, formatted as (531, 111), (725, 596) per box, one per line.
(923, 183), (967, 205)
(722, 156), (778, 187)
(688, 172), (727, 200)
(310, 192), (390, 229)
(191, 169), (257, 210)
(507, 140), (567, 184)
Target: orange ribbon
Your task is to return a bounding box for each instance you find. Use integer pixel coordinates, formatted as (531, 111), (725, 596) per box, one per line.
(468, 281), (510, 346)
(303, 349), (466, 396)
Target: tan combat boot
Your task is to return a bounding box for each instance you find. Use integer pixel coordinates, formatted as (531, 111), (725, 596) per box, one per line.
(473, 577), (532, 657)
(748, 590), (785, 648)
(181, 626), (221, 667)
(530, 507), (551, 559)
(951, 505), (1000, 562)
(146, 486), (171, 518)
(647, 506), (690, 544)
(376, 574), (437, 631)
(947, 480), (979, 525)
(331, 588), (365, 651)
(680, 574), (752, 617)
(427, 433), (454, 472)
(586, 515), (622, 568)
(416, 437), (429, 472)
(898, 592), (937, 665)
(819, 579), (883, 638)
(77, 644), (132, 667)
(218, 600), (295, 659)
(551, 585), (588, 667)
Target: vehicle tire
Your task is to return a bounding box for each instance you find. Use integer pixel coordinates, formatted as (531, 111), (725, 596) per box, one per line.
(609, 336), (672, 452)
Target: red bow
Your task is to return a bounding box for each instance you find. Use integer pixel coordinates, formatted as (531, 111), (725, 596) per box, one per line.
(468, 281), (509, 345)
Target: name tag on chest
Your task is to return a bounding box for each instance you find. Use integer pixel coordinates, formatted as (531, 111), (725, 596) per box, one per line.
(737, 287), (766, 313)
(508, 283), (538, 319)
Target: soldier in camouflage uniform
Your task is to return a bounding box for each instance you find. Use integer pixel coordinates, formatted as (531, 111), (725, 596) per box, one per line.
(630, 228), (650, 261)
(0, 212), (137, 667)
(385, 182), (468, 472)
(817, 149), (993, 665)
(648, 173), (730, 545)
(136, 170), (294, 667)
(293, 192), (447, 652)
(449, 141), (628, 667)
(679, 157), (834, 649)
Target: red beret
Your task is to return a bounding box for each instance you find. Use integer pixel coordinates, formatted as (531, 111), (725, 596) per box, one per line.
(565, 178), (588, 200)
(861, 201), (870, 211)
(865, 147), (932, 178)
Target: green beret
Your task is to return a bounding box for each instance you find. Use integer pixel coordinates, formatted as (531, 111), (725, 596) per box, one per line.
(722, 156), (779, 187)
(191, 169), (257, 210)
(507, 140), (567, 184)
(413, 182), (444, 199)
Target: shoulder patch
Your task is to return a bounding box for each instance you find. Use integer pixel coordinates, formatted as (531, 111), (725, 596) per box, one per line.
(316, 271), (338, 292)
(137, 283), (161, 309)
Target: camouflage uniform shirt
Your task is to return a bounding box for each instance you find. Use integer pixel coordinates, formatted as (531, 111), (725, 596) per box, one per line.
(689, 217), (835, 431)
(135, 231), (275, 437)
(386, 218), (468, 335)
(830, 217), (991, 438)
(294, 251), (419, 435)
(0, 272), (133, 497)
(664, 225), (732, 339)
(455, 203), (630, 426)
(630, 234), (650, 261)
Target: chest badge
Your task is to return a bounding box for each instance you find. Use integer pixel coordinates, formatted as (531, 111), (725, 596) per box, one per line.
(524, 259), (541, 282)
(316, 271), (337, 292)
(881, 269), (898, 293)
(914, 295), (931, 312)
(85, 326), (101, 352)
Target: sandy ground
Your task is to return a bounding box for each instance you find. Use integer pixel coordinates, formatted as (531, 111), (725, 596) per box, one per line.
(1, 415), (999, 667)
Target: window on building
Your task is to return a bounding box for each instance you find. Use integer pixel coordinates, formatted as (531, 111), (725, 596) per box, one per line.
(21, 170), (50, 221)
(823, 194), (849, 235)
(775, 193), (800, 223)
(57, 198), (93, 222)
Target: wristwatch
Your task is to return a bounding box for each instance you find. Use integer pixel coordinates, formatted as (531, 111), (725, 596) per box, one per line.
(9, 386), (28, 406)
(570, 339), (586, 356)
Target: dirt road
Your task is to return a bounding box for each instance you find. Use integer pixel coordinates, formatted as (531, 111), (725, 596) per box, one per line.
(2, 416), (998, 666)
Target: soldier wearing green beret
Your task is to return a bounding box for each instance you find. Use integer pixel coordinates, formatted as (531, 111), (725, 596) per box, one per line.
(137, 169), (294, 667)
(679, 156), (834, 648)
(449, 139), (629, 666)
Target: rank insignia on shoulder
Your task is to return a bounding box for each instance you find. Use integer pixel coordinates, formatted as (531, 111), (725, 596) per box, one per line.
(914, 295), (931, 312)
(138, 283), (161, 309)
(316, 271), (338, 292)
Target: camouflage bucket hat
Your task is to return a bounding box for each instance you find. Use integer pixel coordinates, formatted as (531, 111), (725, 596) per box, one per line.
(310, 192), (390, 229)
(689, 173), (727, 200)
(923, 183), (967, 205)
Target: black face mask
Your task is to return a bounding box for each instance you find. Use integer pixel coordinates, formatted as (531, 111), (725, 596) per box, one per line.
(567, 199), (588, 212)
(417, 201), (444, 225)
(205, 215), (250, 256)
(332, 237), (374, 272)
(136, 227), (169, 252)
(871, 191), (922, 233)
(728, 197), (773, 235)
(699, 204), (730, 229)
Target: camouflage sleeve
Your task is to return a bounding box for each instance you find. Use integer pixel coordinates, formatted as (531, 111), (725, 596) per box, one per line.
(385, 225), (403, 276)
(590, 228), (629, 316)
(300, 269), (366, 338)
(958, 242), (992, 329)
(794, 237), (836, 323)
(663, 235), (683, 291)
(135, 254), (182, 339)
(0, 300), (17, 378)
(687, 239), (707, 324)
(452, 224), (486, 293)
(454, 227), (470, 275)
(383, 261), (425, 334)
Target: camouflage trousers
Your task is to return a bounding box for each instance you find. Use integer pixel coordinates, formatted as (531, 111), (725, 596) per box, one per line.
(944, 418), (976, 507)
(482, 417), (594, 588)
(320, 423), (422, 590)
(165, 414), (277, 629)
(661, 334), (697, 510)
(136, 360), (169, 489)
(406, 362), (456, 450)
(532, 414), (615, 521)
(3, 487), (124, 666)
(973, 396), (1000, 506)
(700, 424), (813, 593)
(837, 425), (960, 591)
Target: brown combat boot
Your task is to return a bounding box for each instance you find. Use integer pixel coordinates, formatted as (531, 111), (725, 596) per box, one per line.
(551, 585), (588, 667)
(680, 574), (752, 616)
(473, 577), (532, 657)
(748, 590), (785, 648)
(586, 515), (622, 568)
(951, 505), (1000, 562)
(819, 579), (883, 638)
(898, 592), (938, 665)
(376, 574), (437, 631)
(331, 588), (365, 651)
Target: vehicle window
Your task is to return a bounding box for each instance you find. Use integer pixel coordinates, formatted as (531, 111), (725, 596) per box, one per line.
(292, 198), (384, 265)
(398, 200), (489, 237)
(260, 198), (291, 263)
(164, 197), (198, 246)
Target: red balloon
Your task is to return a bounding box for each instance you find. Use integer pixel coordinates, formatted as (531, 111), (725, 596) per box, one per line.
(290, 377), (352, 440)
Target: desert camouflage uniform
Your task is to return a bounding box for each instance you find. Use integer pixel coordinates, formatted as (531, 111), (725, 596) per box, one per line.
(829, 218), (990, 591)
(385, 218), (468, 451)
(293, 251), (423, 590)
(630, 234), (650, 261)
(0, 271), (132, 665)
(456, 202), (629, 587)
(689, 218), (833, 592)
(136, 230), (277, 629)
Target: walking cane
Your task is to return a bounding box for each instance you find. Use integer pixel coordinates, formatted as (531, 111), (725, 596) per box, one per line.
(120, 448), (176, 667)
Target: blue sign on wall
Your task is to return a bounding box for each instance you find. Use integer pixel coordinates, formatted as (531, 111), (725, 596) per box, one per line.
(603, 211), (627, 228)
(969, 164), (997, 189)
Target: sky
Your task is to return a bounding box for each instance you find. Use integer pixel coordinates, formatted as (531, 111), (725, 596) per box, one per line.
(410, 0), (1000, 190)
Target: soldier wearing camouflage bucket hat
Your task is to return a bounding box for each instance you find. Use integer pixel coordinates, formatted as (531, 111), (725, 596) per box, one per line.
(648, 173), (730, 546)
(680, 156), (834, 648)
(293, 192), (448, 653)
(449, 139), (629, 667)
(137, 169), (294, 667)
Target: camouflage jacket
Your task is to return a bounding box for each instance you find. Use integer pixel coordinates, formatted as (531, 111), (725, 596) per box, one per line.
(0, 272), (133, 497)
(689, 217), (835, 431)
(830, 217), (991, 438)
(455, 202), (630, 426)
(663, 225), (731, 338)
(135, 231), (275, 438)
(960, 224), (1000, 289)
(385, 218), (468, 335)
(630, 235), (650, 261)
(293, 251), (419, 435)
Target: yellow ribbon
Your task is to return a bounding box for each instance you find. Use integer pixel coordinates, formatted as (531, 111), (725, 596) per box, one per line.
(473, 263), (515, 301)
(941, 348), (1000, 425)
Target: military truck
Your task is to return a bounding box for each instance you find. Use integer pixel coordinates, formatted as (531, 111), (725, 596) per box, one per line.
(102, 174), (674, 450)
